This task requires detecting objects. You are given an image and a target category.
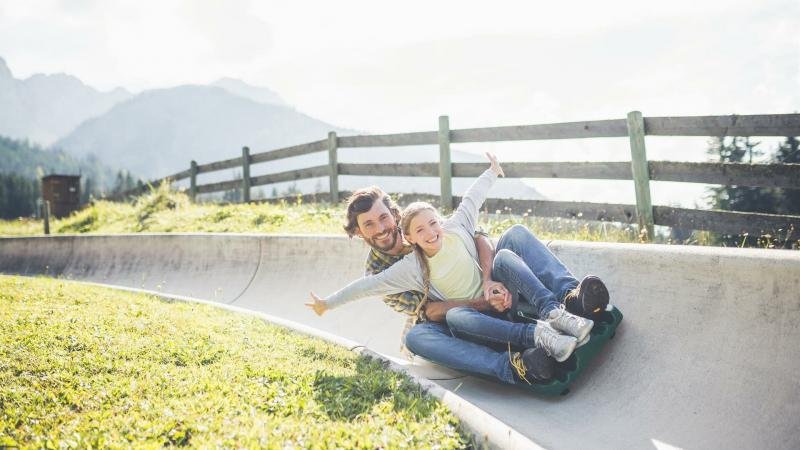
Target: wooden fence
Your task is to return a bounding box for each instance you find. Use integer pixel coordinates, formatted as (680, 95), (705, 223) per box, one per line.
(128, 112), (800, 240)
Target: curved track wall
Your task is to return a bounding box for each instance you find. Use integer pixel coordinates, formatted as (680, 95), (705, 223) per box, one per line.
(2, 234), (798, 450)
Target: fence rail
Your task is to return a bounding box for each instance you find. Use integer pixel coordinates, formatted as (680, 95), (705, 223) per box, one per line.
(124, 112), (800, 239)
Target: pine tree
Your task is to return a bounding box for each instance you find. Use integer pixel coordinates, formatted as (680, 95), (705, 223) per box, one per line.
(0, 173), (38, 219)
(705, 136), (780, 247)
(773, 136), (800, 216)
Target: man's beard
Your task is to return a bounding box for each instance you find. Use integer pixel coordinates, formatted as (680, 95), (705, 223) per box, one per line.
(365, 227), (400, 252)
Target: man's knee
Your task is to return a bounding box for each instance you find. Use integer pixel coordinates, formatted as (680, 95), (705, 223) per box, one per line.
(444, 306), (475, 327)
(404, 322), (438, 355)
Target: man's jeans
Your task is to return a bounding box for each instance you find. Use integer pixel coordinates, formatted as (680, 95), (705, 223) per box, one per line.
(405, 307), (536, 384)
(404, 225), (579, 385)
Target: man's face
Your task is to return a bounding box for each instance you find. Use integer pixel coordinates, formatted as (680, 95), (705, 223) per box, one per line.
(355, 200), (400, 252)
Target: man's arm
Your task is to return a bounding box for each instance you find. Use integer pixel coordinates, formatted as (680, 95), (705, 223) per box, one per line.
(423, 232), (509, 322)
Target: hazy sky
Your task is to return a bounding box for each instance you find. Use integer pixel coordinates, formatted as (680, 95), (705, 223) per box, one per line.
(2, 0), (797, 131)
(1, 0), (798, 206)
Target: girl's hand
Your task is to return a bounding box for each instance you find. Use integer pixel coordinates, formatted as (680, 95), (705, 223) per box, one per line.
(486, 152), (504, 177)
(305, 292), (328, 316)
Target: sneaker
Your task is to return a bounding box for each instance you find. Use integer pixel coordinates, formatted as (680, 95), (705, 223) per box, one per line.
(563, 275), (609, 318)
(547, 306), (594, 344)
(534, 322), (577, 363)
(510, 347), (555, 384)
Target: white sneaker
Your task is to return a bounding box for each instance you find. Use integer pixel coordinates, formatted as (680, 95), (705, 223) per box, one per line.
(547, 306), (594, 344)
(533, 322), (577, 363)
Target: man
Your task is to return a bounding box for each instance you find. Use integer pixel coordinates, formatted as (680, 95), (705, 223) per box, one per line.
(335, 186), (556, 385)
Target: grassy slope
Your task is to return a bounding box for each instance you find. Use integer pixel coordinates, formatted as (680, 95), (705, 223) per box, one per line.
(0, 184), (653, 244)
(0, 275), (467, 449)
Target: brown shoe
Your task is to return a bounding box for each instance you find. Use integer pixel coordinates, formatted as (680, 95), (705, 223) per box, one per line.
(563, 275), (609, 318)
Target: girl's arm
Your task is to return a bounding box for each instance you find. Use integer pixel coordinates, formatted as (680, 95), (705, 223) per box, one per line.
(306, 255), (423, 315)
(449, 152), (504, 235)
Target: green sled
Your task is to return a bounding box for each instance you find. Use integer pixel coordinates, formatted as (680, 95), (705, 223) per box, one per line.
(510, 304), (624, 396)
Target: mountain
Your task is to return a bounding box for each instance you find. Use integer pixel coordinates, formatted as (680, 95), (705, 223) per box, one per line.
(55, 85), (351, 179)
(0, 57), (131, 145)
(211, 77), (288, 107)
(55, 84), (544, 200)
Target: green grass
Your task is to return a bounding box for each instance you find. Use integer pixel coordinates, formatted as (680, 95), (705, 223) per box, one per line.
(0, 275), (468, 449)
(0, 183), (652, 244)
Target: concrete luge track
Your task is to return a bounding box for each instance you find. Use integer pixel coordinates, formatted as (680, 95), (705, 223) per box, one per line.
(2, 234), (799, 449)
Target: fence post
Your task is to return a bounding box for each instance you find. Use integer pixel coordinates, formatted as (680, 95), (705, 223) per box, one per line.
(438, 115), (453, 211)
(189, 160), (198, 202)
(626, 111), (655, 240)
(43, 200), (50, 235)
(242, 146), (251, 203)
(328, 132), (339, 204)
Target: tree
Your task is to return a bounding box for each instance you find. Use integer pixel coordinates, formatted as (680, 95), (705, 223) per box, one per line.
(0, 173), (39, 219)
(706, 136), (778, 213)
(705, 136), (780, 247)
(773, 136), (800, 216)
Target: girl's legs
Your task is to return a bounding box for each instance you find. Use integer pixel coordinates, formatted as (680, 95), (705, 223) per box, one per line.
(495, 224), (578, 302)
(495, 224), (608, 318)
(491, 229), (594, 343)
(491, 247), (562, 318)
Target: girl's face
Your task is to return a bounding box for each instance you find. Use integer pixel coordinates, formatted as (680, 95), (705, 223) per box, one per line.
(406, 209), (443, 257)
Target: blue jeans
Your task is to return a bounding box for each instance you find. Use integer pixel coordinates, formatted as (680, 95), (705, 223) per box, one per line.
(404, 225), (579, 384)
(493, 224), (578, 318)
(405, 307), (538, 385)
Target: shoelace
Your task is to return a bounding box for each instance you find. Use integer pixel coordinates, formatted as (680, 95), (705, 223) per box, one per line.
(508, 342), (532, 385)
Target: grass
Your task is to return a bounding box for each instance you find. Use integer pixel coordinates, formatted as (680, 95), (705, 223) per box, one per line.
(3, 183), (792, 248)
(0, 183), (650, 243)
(0, 275), (468, 449)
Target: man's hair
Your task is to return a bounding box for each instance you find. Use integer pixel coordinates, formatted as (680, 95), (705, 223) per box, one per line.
(343, 186), (401, 237)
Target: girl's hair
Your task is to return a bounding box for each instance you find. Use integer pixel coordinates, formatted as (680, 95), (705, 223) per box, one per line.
(400, 202), (440, 316)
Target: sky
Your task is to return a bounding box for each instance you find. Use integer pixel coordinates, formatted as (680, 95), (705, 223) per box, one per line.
(1, 0), (798, 206)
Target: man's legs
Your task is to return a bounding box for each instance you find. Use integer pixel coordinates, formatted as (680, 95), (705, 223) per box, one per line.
(404, 321), (520, 384)
(495, 224), (577, 302)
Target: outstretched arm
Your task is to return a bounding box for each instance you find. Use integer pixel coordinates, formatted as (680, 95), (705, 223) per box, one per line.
(306, 254), (423, 315)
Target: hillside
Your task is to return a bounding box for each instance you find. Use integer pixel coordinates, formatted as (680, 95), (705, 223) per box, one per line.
(0, 135), (119, 189)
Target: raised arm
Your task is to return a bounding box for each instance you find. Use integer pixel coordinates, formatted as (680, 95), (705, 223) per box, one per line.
(448, 152), (504, 235)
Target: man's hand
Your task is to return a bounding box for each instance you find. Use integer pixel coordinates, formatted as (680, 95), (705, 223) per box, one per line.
(483, 280), (511, 312)
(305, 292), (328, 316)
